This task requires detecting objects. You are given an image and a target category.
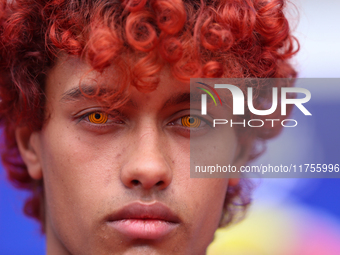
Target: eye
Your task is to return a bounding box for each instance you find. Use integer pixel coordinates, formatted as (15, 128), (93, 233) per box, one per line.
(88, 112), (108, 124)
(181, 116), (202, 128)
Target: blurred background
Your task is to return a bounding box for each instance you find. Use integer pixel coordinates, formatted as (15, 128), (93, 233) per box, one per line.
(1, 0), (340, 254)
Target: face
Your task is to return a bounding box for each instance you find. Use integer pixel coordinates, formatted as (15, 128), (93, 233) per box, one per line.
(21, 56), (243, 255)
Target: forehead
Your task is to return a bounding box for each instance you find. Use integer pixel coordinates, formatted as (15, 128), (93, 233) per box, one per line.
(45, 55), (192, 107)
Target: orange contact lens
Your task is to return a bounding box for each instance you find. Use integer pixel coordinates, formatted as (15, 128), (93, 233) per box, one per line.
(181, 116), (201, 128)
(88, 112), (108, 124)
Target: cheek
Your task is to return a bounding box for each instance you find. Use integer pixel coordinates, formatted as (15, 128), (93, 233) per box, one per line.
(181, 178), (229, 249)
(39, 122), (124, 222)
(190, 125), (239, 178)
(167, 134), (229, 225)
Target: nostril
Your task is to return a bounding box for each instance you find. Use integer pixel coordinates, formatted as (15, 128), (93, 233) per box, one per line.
(131, 180), (139, 186)
(156, 181), (164, 186)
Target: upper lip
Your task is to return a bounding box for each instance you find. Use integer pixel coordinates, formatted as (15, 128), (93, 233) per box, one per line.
(106, 202), (181, 223)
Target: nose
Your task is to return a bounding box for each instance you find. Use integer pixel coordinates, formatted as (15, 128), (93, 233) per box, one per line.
(120, 127), (172, 190)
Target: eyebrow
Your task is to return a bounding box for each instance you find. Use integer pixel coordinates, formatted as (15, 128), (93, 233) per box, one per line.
(162, 92), (202, 109)
(60, 84), (137, 107)
(60, 84), (106, 102)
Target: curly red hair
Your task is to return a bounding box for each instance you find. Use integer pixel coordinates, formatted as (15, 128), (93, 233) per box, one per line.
(0, 0), (298, 231)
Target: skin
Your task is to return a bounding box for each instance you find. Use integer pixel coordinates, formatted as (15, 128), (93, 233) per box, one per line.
(16, 55), (246, 255)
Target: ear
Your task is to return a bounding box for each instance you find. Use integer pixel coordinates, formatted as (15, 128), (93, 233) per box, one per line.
(228, 140), (253, 187)
(15, 127), (43, 180)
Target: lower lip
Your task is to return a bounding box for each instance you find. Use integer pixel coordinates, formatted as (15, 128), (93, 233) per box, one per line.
(108, 219), (178, 240)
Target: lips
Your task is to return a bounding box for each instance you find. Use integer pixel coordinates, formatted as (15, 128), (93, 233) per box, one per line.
(106, 202), (180, 240)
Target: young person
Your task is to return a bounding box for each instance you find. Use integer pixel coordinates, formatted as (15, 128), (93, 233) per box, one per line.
(0, 0), (298, 254)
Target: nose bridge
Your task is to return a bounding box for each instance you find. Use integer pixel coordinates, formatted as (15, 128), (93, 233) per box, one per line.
(137, 125), (164, 160)
(120, 122), (172, 190)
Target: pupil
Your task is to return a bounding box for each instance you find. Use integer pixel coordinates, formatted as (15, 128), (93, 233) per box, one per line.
(95, 113), (101, 119)
(189, 117), (194, 124)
